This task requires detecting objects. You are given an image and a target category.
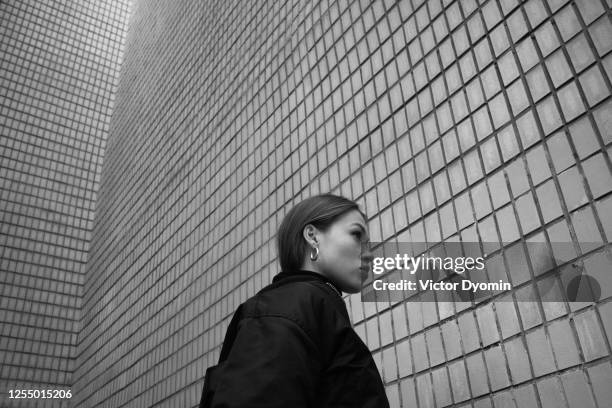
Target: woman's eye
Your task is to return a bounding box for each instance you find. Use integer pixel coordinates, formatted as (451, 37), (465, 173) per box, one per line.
(352, 231), (362, 238)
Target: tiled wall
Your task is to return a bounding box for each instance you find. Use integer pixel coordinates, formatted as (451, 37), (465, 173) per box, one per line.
(0, 0), (130, 405)
(78, 0), (612, 407)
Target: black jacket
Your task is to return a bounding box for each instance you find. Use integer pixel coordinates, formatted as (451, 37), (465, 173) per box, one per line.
(200, 270), (390, 407)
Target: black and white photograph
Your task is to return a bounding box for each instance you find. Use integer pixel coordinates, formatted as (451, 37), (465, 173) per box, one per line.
(1, 0), (612, 407)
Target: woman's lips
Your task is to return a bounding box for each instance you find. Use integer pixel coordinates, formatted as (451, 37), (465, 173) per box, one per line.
(360, 265), (370, 281)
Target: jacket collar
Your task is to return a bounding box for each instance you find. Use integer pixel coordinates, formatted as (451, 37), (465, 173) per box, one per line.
(271, 269), (343, 296)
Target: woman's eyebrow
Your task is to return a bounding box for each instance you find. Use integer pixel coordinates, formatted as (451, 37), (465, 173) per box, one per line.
(351, 223), (367, 232)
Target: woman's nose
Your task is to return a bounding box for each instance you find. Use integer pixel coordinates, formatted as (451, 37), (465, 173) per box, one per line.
(361, 243), (373, 262)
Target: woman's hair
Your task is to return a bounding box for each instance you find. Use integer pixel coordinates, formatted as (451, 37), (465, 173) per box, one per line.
(276, 194), (364, 272)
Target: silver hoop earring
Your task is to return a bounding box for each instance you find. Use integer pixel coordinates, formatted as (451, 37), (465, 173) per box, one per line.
(310, 246), (319, 261)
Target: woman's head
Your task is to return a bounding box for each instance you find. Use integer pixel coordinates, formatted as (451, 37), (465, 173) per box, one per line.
(276, 194), (372, 293)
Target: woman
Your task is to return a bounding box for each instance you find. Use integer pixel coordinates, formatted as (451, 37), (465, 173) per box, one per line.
(200, 194), (390, 407)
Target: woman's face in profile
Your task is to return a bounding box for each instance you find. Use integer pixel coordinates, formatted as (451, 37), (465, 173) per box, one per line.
(315, 209), (372, 293)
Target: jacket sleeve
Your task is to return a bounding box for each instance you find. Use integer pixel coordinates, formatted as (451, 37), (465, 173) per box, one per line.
(210, 314), (322, 407)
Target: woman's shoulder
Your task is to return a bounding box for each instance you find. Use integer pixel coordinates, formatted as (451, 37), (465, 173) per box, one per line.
(241, 279), (349, 338)
(247, 279), (340, 315)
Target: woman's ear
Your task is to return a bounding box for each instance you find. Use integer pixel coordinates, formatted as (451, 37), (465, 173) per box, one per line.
(302, 224), (319, 246)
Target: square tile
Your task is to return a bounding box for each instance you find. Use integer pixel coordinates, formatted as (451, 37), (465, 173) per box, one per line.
(555, 4), (582, 42)
(507, 79), (529, 116)
(488, 92), (511, 129)
(498, 52), (520, 86)
(483, 0), (503, 30)
(535, 22), (560, 57)
(579, 65), (609, 107)
(488, 170), (511, 208)
(481, 135), (502, 173)
(491, 25), (510, 57)
(508, 9), (529, 42)
(525, 0), (548, 28)
(583, 153), (612, 198)
(546, 131), (575, 173)
(567, 33), (596, 73)
(575, 0), (605, 25)
(475, 39), (494, 71)
(534, 182), (563, 225)
(536, 95), (563, 135)
(569, 116), (601, 158)
(526, 144), (552, 184)
(558, 81), (586, 121)
(558, 166), (589, 210)
(526, 65), (550, 102)
(546, 50), (572, 88)
(590, 17), (612, 57)
(517, 37), (540, 72)
(516, 110), (541, 148)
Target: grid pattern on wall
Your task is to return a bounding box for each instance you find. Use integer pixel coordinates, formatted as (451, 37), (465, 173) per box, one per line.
(78, 0), (612, 407)
(0, 0), (130, 405)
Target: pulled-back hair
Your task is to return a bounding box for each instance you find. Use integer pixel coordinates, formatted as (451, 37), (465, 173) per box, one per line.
(276, 194), (364, 272)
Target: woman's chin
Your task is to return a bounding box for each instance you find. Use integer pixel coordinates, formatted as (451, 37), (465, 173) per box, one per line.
(342, 279), (363, 294)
